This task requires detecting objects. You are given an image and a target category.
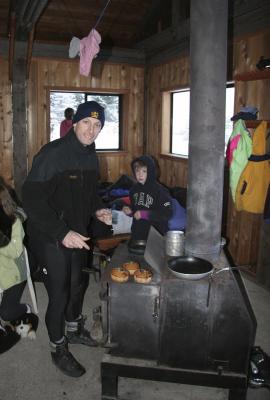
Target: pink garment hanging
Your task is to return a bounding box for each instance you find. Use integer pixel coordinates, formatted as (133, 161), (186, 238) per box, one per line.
(79, 29), (101, 77)
(226, 134), (241, 166)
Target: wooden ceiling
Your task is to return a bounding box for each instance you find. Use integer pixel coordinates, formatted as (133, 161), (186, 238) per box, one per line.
(0, 0), (181, 49)
(0, 0), (269, 61)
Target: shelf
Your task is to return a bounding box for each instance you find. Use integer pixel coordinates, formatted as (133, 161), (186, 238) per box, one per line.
(245, 120), (270, 129)
(234, 69), (270, 81)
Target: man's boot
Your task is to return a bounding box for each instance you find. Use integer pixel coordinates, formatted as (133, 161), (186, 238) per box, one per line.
(50, 337), (86, 377)
(66, 315), (98, 347)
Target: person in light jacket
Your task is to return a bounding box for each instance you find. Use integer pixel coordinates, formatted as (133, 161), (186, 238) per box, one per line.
(0, 178), (37, 353)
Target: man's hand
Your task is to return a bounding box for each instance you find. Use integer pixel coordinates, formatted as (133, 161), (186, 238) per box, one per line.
(96, 209), (112, 225)
(62, 231), (90, 250)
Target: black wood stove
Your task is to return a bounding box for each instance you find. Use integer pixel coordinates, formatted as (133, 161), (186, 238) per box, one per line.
(100, 229), (256, 400)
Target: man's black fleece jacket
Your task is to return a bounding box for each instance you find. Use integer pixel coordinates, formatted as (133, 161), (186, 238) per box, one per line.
(22, 129), (103, 244)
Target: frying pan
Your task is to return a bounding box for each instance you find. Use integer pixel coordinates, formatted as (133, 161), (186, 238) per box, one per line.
(167, 256), (232, 280)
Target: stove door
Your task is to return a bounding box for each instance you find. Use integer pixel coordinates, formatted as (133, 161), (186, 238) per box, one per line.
(159, 277), (212, 369)
(109, 282), (160, 360)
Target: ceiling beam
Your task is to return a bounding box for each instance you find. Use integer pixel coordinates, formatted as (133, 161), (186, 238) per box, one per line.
(8, 0), (50, 81)
(135, 0), (164, 39)
(11, 0), (49, 40)
(0, 39), (145, 65)
(136, 0), (270, 64)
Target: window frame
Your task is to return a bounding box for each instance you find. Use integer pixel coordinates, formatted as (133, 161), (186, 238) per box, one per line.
(170, 87), (190, 156)
(161, 83), (235, 159)
(47, 87), (128, 153)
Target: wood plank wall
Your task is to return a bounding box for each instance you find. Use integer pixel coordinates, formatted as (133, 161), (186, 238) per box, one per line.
(1, 29), (269, 271)
(0, 58), (13, 185)
(27, 59), (144, 182)
(145, 29), (270, 270)
(145, 58), (190, 187)
(227, 29), (270, 270)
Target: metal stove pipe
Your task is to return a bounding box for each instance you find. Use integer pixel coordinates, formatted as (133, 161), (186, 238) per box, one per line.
(185, 0), (228, 262)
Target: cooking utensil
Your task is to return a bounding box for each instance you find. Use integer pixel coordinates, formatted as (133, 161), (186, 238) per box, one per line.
(144, 226), (165, 275)
(165, 230), (185, 256)
(128, 239), (146, 255)
(167, 256), (235, 280)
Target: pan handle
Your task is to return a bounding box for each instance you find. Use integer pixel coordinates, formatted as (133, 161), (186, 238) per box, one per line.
(212, 266), (243, 276)
(206, 266), (235, 306)
(212, 267), (230, 275)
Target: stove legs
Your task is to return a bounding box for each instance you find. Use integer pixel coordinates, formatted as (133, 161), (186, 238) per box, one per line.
(229, 387), (247, 400)
(101, 373), (118, 400)
(101, 354), (248, 400)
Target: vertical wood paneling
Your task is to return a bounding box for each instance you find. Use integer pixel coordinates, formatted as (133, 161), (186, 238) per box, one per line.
(27, 62), (38, 169)
(146, 30), (270, 270)
(146, 56), (190, 188)
(1, 29), (269, 271)
(0, 58), (13, 185)
(26, 58), (144, 182)
(226, 30), (270, 267)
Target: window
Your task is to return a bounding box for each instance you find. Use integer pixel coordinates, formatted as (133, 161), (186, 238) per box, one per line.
(49, 91), (122, 150)
(171, 89), (190, 156)
(170, 84), (235, 156)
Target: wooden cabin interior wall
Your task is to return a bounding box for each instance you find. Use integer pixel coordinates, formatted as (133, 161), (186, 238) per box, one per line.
(0, 59), (13, 185)
(145, 57), (190, 188)
(227, 29), (270, 271)
(27, 59), (145, 183)
(0, 28), (269, 271)
(145, 28), (270, 272)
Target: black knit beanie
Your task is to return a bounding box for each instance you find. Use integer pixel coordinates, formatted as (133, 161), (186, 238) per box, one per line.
(73, 101), (105, 128)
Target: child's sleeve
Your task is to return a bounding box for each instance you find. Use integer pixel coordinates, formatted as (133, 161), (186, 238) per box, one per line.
(147, 188), (172, 223)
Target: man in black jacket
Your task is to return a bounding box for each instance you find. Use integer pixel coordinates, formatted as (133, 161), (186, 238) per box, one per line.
(22, 101), (111, 377)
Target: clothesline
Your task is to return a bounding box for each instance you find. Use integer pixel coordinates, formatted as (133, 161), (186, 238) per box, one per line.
(94, 0), (112, 30)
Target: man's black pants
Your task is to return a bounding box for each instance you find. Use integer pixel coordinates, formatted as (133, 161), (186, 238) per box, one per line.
(29, 237), (89, 343)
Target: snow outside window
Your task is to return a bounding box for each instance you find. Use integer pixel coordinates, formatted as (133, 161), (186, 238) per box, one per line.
(50, 91), (121, 150)
(171, 85), (235, 156)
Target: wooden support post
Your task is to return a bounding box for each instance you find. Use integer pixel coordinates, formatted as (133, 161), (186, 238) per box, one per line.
(26, 28), (35, 80)
(8, 12), (16, 81)
(12, 46), (28, 199)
